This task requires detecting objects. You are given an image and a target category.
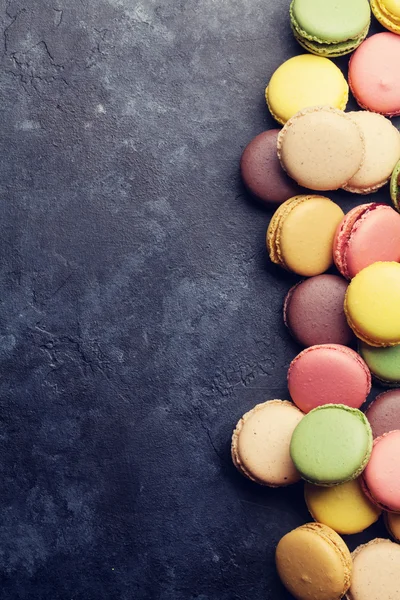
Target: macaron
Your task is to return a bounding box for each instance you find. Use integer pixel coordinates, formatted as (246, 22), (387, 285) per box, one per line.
(385, 512), (400, 542)
(283, 275), (353, 347)
(365, 389), (400, 438)
(362, 430), (400, 512)
(267, 195), (344, 276)
(240, 130), (301, 206)
(390, 158), (400, 212)
(231, 400), (304, 486)
(290, 404), (372, 486)
(359, 343), (400, 386)
(277, 107), (365, 191)
(265, 55), (349, 125)
(276, 523), (352, 600)
(344, 262), (400, 346)
(342, 112), (400, 194)
(304, 479), (381, 535)
(290, 0), (371, 57)
(349, 33), (400, 116)
(346, 539), (400, 600)
(288, 345), (371, 413)
(333, 204), (400, 279)
(371, 0), (400, 35)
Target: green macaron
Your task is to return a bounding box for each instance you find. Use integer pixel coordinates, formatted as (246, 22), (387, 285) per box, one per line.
(290, 0), (371, 57)
(390, 158), (400, 213)
(290, 404), (372, 486)
(359, 342), (400, 386)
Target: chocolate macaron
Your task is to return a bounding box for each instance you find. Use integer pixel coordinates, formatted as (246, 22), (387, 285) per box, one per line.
(284, 275), (353, 347)
(365, 389), (400, 438)
(240, 130), (301, 206)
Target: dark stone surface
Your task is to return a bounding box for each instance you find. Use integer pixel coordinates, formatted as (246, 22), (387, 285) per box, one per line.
(0, 1), (398, 598)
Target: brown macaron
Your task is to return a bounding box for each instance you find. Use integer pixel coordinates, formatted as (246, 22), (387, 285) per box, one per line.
(240, 130), (301, 206)
(365, 389), (400, 438)
(284, 274), (353, 347)
(231, 400), (304, 486)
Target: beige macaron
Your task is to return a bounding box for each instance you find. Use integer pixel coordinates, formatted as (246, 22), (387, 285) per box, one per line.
(343, 111), (400, 194)
(346, 538), (400, 600)
(277, 106), (365, 191)
(231, 399), (304, 486)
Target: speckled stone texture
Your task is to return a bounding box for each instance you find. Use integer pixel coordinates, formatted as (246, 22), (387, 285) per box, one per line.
(0, 1), (397, 599)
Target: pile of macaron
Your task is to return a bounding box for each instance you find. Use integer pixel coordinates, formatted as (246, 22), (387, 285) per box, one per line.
(234, 1), (400, 599)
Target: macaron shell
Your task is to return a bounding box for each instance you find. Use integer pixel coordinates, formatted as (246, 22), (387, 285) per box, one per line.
(291, 24), (368, 57)
(335, 204), (400, 279)
(349, 33), (400, 116)
(371, 0), (400, 34)
(283, 275), (353, 347)
(385, 512), (400, 542)
(359, 343), (400, 386)
(305, 479), (381, 535)
(277, 107), (365, 191)
(344, 262), (400, 346)
(290, 405), (372, 486)
(362, 431), (400, 512)
(290, 0), (371, 43)
(266, 55), (348, 124)
(343, 112), (400, 193)
(240, 130), (301, 205)
(276, 523), (352, 600)
(365, 389), (400, 438)
(231, 400), (304, 486)
(288, 345), (371, 413)
(346, 539), (400, 600)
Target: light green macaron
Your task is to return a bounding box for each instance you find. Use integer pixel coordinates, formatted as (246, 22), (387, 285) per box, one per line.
(359, 342), (400, 386)
(390, 158), (400, 213)
(290, 0), (371, 57)
(290, 404), (372, 486)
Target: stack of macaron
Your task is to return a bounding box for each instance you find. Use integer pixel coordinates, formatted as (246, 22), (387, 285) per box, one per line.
(234, 1), (400, 599)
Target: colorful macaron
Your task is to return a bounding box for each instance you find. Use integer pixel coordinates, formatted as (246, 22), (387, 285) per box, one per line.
(344, 262), (400, 346)
(283, 275), (353, 348)
(385, 512), (400, 542)
(371, 0), (400, 34)
(362, 430), (400, 512)
(277, 107), (365, 191)
(365, 389), (400, 438)
(290, 0), (370, 57)
(349, 33), (400, 116)
(276, 523), (352, 600)
(267, 195), (344, 276)
(288, 345), (371, 413)
(346, 539), (400, 600)
(240, 130), (301, 206)
(359, 343), (400, 386)
(390, 158), (400, 212)
(342, 112), (400, 194)
(333, 204), (400, 279)
(304, 479), (381, 535)
(265, 55), (348, 125)
(290, 404), (372, 486)
(231, 400), (304, 486)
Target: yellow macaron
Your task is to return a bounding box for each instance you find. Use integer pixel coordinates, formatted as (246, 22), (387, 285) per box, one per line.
(265, 54), (349, 125)
(345, 262), (400, 346)
(385, 512), (400, 541)
(305, 479), (381, 535)
(267, 195), (344, 276)
(371, 0), (400, 34)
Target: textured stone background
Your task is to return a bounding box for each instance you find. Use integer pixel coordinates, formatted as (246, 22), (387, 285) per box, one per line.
(0, 0), (398, 598)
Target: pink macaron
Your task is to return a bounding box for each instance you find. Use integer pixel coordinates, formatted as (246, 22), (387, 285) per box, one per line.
(288, 344), (371, 414)
(333, 203), (400, 279)
(349, 33), (400, 116)
(362, 430), (400, 512)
